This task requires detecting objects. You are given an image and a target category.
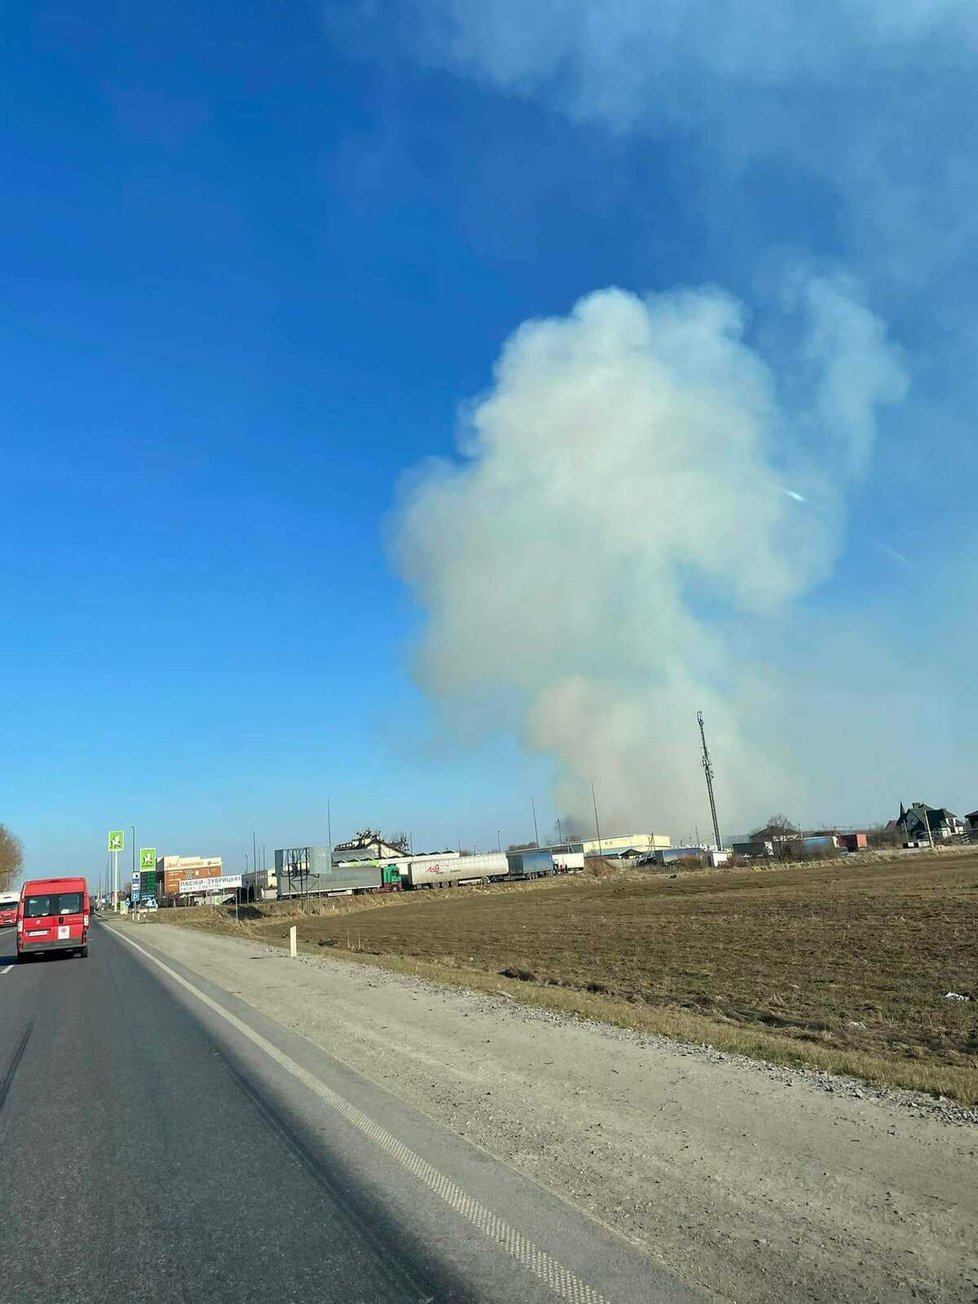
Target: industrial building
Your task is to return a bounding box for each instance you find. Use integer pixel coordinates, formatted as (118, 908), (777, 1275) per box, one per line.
(578, 833), (671, 859)
(332, 830), (410, 862)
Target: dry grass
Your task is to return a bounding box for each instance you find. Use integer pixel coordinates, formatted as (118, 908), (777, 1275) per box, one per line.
(153, 852), (978, 1103)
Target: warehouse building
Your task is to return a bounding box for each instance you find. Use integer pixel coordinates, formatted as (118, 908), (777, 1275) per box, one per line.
(578, 832), (672, 858)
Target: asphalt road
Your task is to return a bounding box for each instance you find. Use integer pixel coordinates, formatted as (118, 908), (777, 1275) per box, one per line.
(0, 922), (705, 1304)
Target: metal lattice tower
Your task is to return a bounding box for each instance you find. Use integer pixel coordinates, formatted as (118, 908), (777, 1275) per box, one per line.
(697, 711), (722, 851)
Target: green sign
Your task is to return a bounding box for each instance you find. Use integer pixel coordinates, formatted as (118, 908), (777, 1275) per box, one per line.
(107, 830), (125, 852)
(139, 847), (156, 871)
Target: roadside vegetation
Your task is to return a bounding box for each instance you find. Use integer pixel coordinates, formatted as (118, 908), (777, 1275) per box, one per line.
(0, 822), (23, 892)
(155, 849), (978, 1104)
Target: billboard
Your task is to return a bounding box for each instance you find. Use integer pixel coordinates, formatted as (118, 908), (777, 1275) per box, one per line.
(159, 856), (223, 897)
(178, 874), (242, 896)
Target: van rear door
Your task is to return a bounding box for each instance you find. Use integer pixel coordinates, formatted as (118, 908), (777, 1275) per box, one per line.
(21, 890), (86, 947)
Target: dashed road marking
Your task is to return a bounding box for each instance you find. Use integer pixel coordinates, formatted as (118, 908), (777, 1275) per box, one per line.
(0, 966), (12, 977)
(109, 927), (610, 1304)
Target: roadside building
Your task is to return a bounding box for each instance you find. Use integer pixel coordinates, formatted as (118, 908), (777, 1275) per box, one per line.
(899, 802), (964, 842)
(745, 822), (798, 855)
(333, 830), (410, 862)
(732, 840), (774, 859)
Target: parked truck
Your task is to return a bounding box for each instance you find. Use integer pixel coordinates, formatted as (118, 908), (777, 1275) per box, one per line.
(405, 852), (509, 889)
(277, 861), (400, 900)
(551, 852), (585, 873)
(506, 849), (557, 879)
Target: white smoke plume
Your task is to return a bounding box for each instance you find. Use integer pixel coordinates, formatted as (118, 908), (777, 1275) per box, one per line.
(390, 0), (978, 291)
(393, 278), (905, 832)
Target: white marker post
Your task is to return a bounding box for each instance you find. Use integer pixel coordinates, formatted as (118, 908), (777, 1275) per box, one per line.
(289, 925), (297, 958)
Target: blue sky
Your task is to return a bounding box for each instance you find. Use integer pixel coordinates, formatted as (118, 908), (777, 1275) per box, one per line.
(3, 1), (976, 879)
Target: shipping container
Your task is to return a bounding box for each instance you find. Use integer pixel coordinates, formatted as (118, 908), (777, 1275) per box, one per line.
(406, 853), (509, 889)
(506, 849), (556, 879)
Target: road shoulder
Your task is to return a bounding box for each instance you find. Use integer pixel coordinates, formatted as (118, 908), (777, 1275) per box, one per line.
(110, 920), (978, 1304)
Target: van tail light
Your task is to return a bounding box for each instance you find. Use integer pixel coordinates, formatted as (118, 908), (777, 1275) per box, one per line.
(16, 919), (23, 933)
(84, 914), (89, 927)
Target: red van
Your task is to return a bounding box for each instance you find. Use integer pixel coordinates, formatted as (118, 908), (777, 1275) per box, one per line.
(17, 877), (90, 961)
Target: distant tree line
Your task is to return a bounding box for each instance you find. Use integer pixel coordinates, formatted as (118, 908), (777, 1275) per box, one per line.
(0, 823), (23, 892)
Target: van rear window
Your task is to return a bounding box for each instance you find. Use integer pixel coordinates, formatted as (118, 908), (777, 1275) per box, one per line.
(24, 892), (84, 917)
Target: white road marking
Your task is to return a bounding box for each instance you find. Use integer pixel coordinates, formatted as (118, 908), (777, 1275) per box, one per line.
(0, 965), (13, 976)
(109, 927), (610, 1304)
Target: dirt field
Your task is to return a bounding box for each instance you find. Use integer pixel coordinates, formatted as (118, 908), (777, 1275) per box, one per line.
(159, 851), (978, 1101)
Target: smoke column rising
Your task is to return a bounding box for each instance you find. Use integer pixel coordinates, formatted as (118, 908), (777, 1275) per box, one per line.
(393, 278), (905, 832)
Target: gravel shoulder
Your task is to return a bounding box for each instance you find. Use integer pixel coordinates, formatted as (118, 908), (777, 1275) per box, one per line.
(128, 921), (978, 1304)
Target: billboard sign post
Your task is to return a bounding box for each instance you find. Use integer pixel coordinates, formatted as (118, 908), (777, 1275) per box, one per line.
(108, 830), (125, 911)
(139, 848), (158, 904)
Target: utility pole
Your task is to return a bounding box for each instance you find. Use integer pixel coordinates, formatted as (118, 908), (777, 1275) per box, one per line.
(590, 782), (603, 859)
(697, 710), (722, 851)
(496, 828), (501, 852)
(903, 804), (934, 850)
(131, 825), (136, 888)
(531, 796), (539, 847)
(556, 818), (563, 847)
(327, 798), (333, 872)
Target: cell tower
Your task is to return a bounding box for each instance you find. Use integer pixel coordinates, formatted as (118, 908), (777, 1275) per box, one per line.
(697, 711), (722, 851)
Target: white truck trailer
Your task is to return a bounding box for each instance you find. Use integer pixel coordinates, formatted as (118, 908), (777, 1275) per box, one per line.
(405, 852), (509, 889)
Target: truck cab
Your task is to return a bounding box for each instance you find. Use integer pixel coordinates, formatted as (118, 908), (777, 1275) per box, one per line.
(0, 890), (18, 928)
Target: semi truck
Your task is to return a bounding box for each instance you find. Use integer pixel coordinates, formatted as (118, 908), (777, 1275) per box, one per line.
(506, 849), (557, 879)
(0, 890), (19, 928)
(277, 861), (401, 900)
(404, 853), (509, 889)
